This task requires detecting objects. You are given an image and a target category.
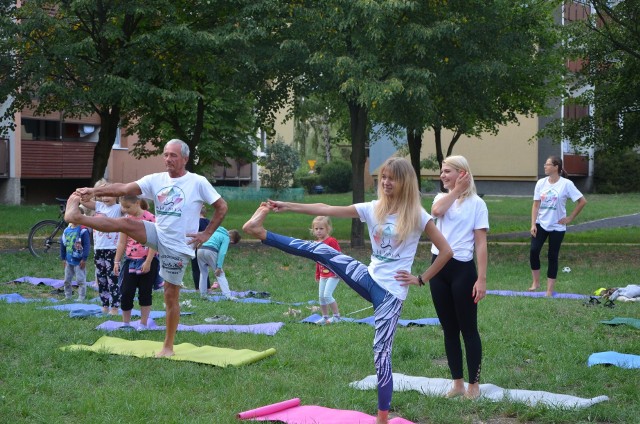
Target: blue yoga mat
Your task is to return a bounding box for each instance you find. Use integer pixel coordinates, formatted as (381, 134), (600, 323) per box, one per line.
(41, 303), (193, 318)
(300, 314), (440, 327)
(587, 351), (640, 369)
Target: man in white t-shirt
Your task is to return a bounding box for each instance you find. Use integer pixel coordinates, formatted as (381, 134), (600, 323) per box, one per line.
(65, 139), (228, 357)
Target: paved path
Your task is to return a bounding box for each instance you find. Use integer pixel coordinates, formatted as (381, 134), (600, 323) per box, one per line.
(489, 213), (640, 240)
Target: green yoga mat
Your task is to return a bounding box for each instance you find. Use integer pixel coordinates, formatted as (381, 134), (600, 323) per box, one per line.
(600, 317), (640, 330)
(61, 335), (276, 367)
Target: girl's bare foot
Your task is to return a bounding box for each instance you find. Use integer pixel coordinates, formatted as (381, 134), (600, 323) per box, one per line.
(64, 194), (84, 224)
(242, 203), (271, 240)
(155, 348), (174, 358)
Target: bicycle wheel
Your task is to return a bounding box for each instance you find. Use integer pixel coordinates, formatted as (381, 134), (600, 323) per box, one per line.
(28, 220), (64, 258)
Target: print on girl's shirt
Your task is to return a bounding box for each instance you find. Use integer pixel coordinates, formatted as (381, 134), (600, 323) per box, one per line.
(540, 188), (559, 211)
(371, 223), (401, 262)
(155, 186), (185, 217)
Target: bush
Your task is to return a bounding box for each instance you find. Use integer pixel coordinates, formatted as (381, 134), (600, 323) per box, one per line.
(594, 149), (640, 193)
(319, 159), (352, 193)
(297, 173), (321, 194)
(259, 140), (300, 193)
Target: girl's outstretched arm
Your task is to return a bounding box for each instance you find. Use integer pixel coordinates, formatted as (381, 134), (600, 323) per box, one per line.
(268, 200), (359, 219)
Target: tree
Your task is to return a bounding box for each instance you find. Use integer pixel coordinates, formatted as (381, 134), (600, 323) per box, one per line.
(0, 1), (183, 183)
(546, 1), (640, 151)
(281, 0), (416, 247)
(259, 139), (300, 193)
(374, 0), (566, 189)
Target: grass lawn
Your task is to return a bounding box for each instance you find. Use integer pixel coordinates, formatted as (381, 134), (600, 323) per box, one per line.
(0, 194), (639, 423)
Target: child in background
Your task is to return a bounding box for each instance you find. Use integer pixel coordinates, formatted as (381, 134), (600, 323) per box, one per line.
(192, 204), (212, 291)
(60, 222), (91, 301)
(311, 216), (342, 324)
(197, 227), (241, 300)
(82, 178), (122, 315)
(114, 195), (159, 328)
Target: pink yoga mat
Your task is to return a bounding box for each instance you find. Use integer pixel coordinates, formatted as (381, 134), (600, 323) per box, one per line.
(237, 398), (415, 423)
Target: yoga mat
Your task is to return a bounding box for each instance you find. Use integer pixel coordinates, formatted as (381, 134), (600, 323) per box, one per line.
(0, 293), (57, 303)
(61, 335), (276, 367)
(588, 351), (640, 369)
(301, 314), (440, 327)
(237, 398), (415, 423)
(205, 294), (316, 306)
(41, 303), (193, 318)
(96, 319), (284, 335)
(487, 290), (588, 299)
(600, 317), (640, 330)
(350, 373), (609, 409)
(10, 276), (97, 290)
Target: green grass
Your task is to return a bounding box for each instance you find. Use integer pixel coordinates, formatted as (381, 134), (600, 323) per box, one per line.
(1, 234), (640, 422)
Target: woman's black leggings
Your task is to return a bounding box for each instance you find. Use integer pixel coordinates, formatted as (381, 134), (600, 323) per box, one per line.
(529, 224), (565, 279)
(429, 255), (482, 384)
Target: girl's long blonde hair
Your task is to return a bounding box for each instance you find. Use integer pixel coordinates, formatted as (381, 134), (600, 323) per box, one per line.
(374, 157), (423, 242)
(442, 155), (477, 202)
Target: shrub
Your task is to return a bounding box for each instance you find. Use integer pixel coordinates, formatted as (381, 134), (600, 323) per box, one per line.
(319, 159), (352, 193)
(259, 140), (300, 193)
(594, 148), (640, 193)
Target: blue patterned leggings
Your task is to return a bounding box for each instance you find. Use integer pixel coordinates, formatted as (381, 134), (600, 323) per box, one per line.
(264, 232), (403, 411)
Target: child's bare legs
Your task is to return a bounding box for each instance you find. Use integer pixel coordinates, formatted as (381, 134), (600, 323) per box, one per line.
(528, 269), (540, 291)
(140, 305), (151, 326)
(546, 278), (556, 297)
(329, 301), (339, 316)
(242, 203), (271, 240)
(122, 309), (132, 325)
(65, 194), (147, 242)
(446, 378), (466, 398)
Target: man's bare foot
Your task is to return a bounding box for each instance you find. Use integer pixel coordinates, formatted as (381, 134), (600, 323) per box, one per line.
(242, 203), (271, 240)
(64, 194), (84, 224)
(155, 348), (175, 358)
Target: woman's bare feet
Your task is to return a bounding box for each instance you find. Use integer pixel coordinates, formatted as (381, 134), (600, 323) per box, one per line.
(528, 284), (539, 292)
(464, 383), (480, 399)
(445, 389), (465, 398)
(242, 203), (271, 240)
(64, 194), (84, 224)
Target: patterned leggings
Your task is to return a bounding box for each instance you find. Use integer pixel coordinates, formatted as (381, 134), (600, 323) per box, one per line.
(95, 249), (120, 308)
(264, 232), (403, 411)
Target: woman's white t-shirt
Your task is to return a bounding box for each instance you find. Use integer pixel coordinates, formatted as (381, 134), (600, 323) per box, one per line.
(93, 202), (122, 250)
(431, 193), (489, 262)
(136, 172), (221, 257)
(354, 200), (431, 301)
(534, 177), (583, 232)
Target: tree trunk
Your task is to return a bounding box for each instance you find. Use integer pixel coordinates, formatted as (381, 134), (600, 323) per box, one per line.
(348, 100), (367, 248)
(406, 126), (423, 191)
(434, 126), (445, 192)
(92, 106), (121, 185)
(186, 97), (206, 172)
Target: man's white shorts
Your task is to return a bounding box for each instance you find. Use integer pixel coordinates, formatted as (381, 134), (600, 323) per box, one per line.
(142, 220), (190, 286)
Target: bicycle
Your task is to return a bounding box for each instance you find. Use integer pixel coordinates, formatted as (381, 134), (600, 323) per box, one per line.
(28, 197), (68, 258)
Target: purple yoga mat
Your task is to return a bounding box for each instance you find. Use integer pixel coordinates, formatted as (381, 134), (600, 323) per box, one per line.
(486, 290), (588, 299)
(96, 319), (285, 335)
(11, 276), (97, 290)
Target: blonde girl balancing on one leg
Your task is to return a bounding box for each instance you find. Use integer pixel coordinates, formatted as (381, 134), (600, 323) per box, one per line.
(242, 157), (453, 424)
(311, 216), (342, 324)
(430, 155), (488, 400)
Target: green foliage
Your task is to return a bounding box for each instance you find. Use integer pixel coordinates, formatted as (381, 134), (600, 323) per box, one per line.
(549, 1), (640, 151)
(319, 159), (353, 193)
(594, 148), (640, 193)
(258, 139), (300, 192)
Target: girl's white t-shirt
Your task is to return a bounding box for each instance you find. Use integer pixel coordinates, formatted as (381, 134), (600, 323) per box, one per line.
(534, 177), (583, 232)
(136, 172), (221, 257)
(431, 193), (489, 262)
(354, 200), (431, 301)
(93, 202), (122, 250)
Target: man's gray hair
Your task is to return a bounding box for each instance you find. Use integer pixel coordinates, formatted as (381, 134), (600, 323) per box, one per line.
(166, 139), (190, 158)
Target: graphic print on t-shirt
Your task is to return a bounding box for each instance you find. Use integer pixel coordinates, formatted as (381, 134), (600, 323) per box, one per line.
(539, 188), (559, 211)
(155, 186), (185, 217)
(371, 223), (401, 262)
